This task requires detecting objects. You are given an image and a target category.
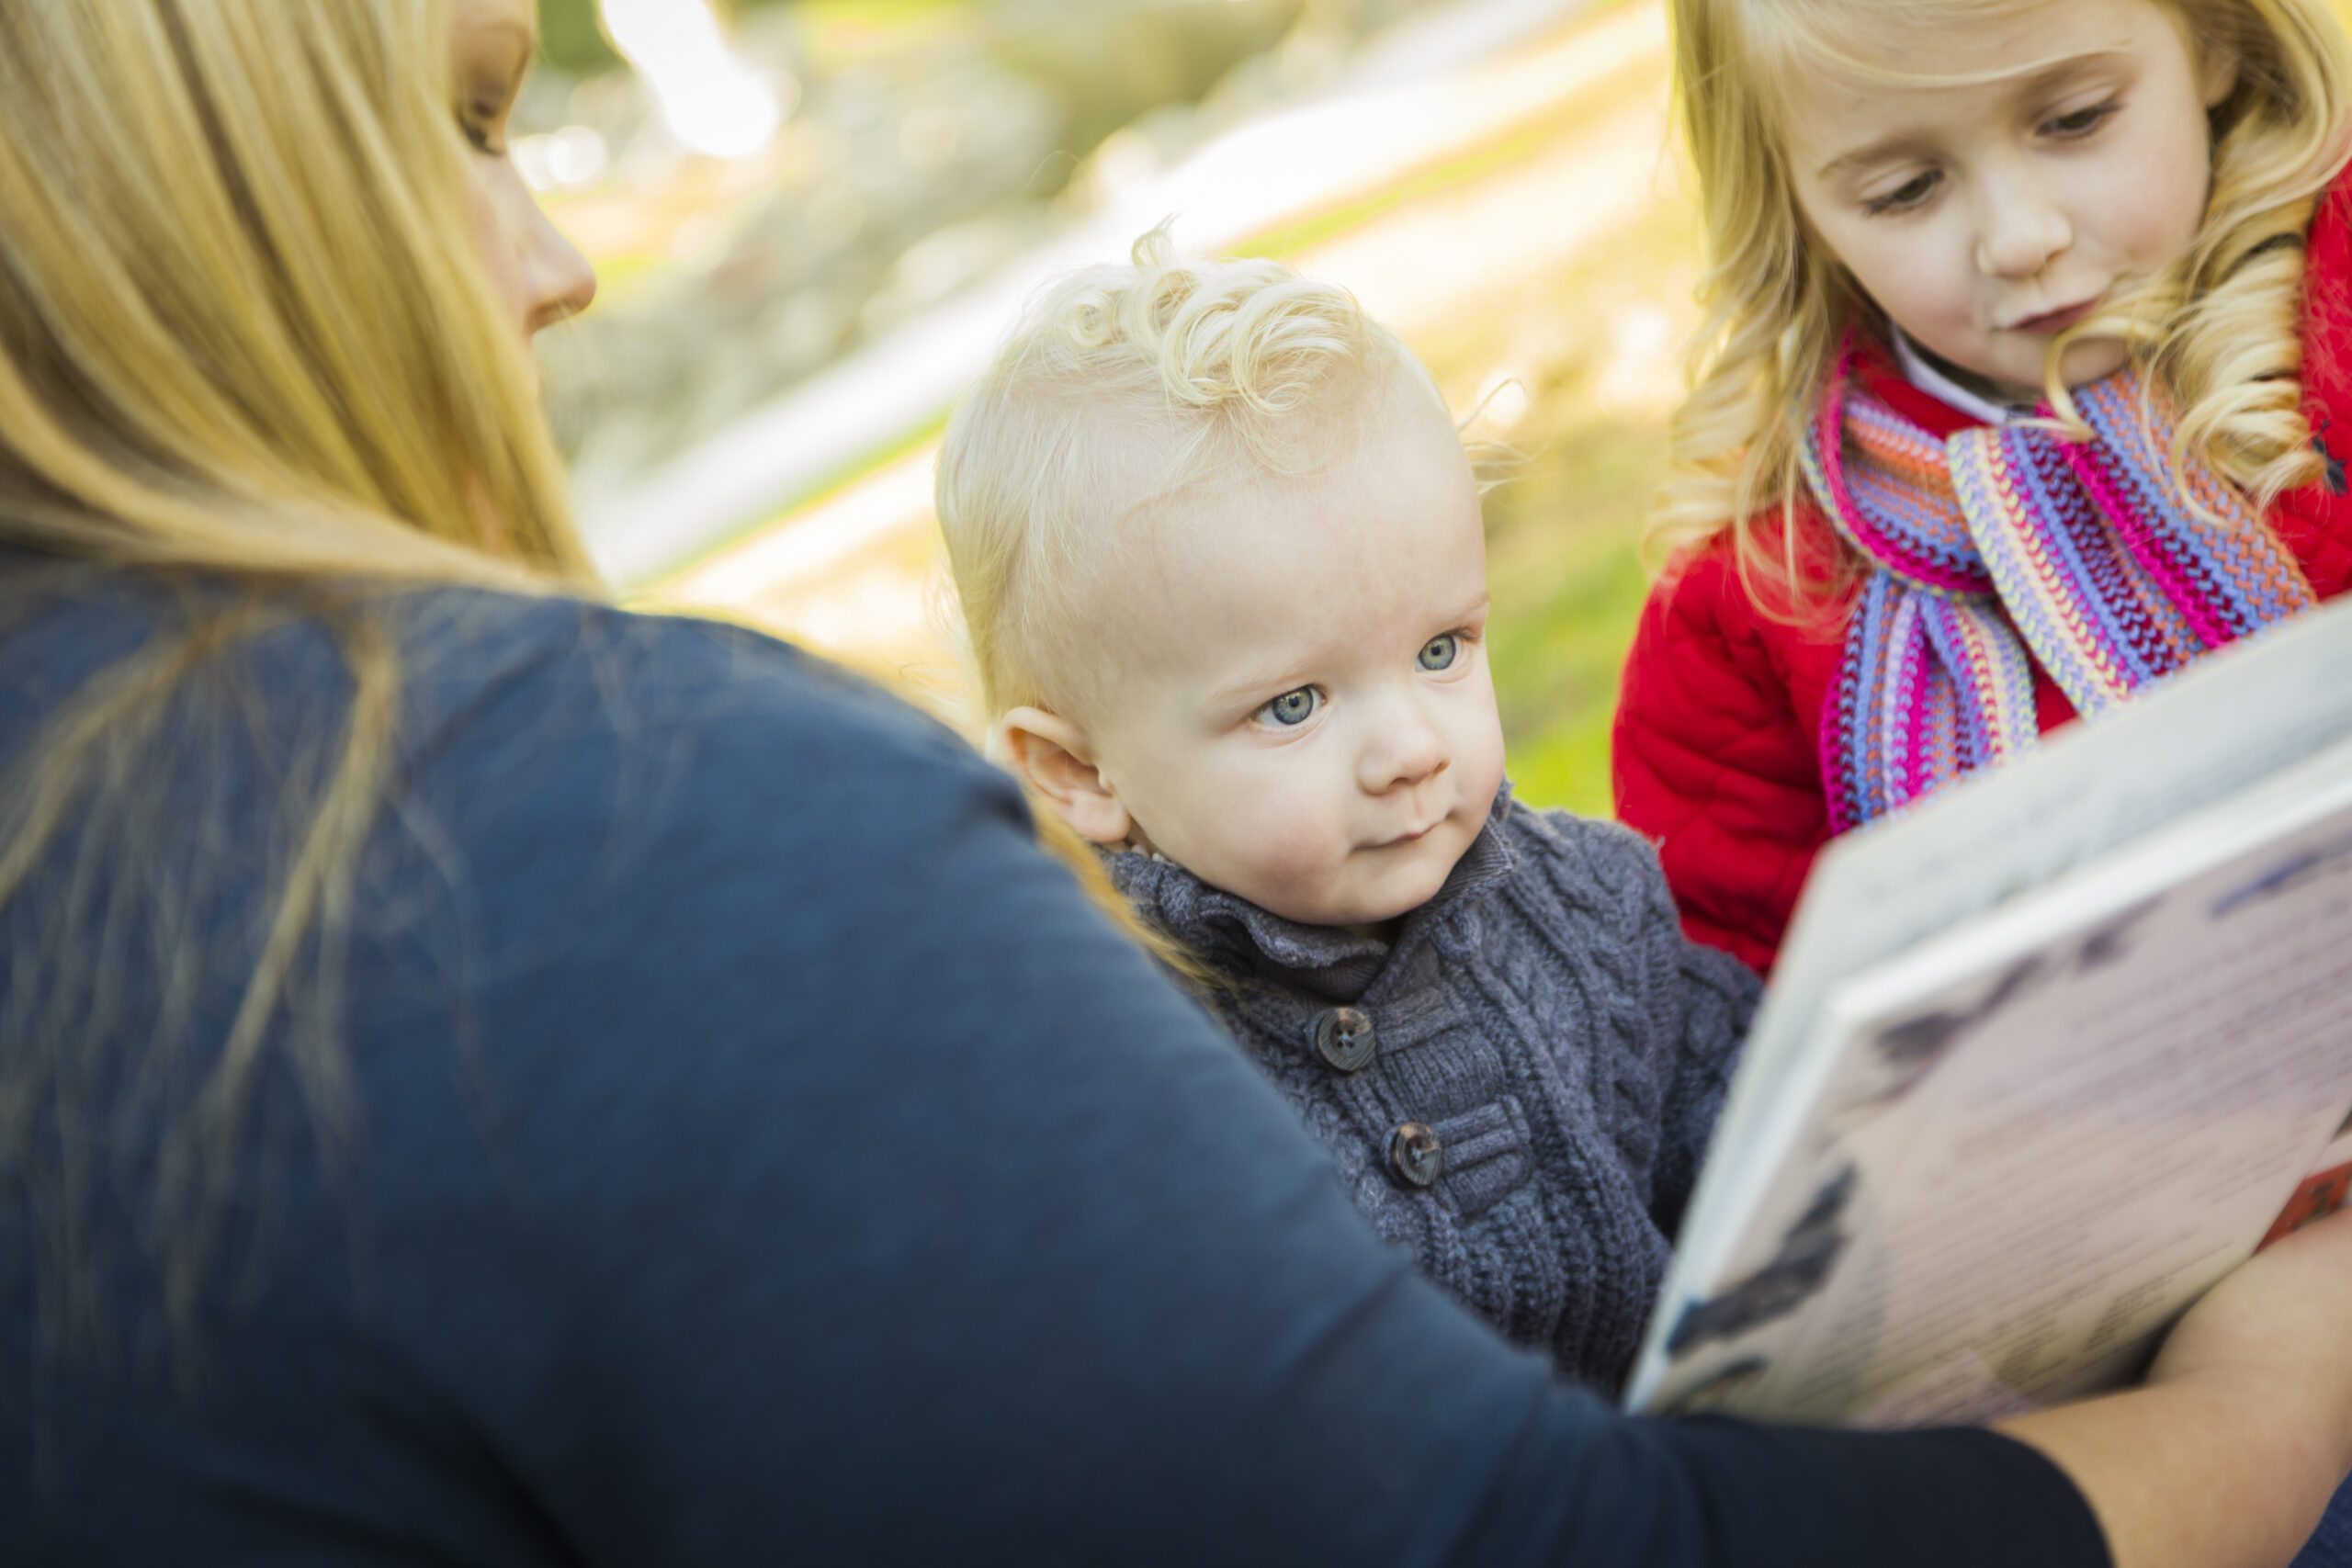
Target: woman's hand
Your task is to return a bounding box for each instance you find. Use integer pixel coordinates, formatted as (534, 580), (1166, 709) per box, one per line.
(2155, 1205), (2352, 1461)
(2001, 1207), (2352, 1568)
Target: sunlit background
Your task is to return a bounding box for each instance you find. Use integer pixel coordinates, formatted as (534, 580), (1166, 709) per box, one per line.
(529, 0), (1695, 815)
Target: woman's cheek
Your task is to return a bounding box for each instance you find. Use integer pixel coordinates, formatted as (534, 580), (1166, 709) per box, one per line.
(463, 166), (534, 335)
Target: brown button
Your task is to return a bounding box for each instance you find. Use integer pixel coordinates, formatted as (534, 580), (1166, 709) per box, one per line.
(1388, 1122), (1442, 1188)
(1310, 1006), (1376, 1073)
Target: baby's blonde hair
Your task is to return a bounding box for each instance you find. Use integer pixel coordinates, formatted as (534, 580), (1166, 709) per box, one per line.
(938, 230), (1425, 722)
(1657, 0), (2352, 606)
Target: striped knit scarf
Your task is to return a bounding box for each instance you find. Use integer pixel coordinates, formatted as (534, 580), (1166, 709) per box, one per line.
(1804, 344), (2317, 832)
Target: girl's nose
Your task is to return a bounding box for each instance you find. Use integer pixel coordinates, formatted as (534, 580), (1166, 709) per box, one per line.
(1974, 176), (2072, 280)
(524, 207), (598, 336)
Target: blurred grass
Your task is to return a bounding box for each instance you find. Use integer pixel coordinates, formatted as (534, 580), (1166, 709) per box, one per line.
(1483, 420), (1660, 817)
(1408, 186), (1700, 819)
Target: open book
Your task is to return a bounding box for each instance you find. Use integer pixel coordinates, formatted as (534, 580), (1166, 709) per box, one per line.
(1626, 596), (2352, 1427)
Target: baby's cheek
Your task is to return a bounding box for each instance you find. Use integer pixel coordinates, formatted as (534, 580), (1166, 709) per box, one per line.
(1209, 780), (1353, 913)
(1232, 784), (1340, 870)
(1457, 708), (1509, 802)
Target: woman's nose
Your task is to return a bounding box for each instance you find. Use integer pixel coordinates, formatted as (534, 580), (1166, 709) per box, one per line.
(1974, 174), (2072, 279)
(524, 206), (597, 336)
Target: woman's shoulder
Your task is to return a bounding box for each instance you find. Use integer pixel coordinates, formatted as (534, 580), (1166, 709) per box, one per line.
(384, 588), (1006, 847)
(374, 587), (1030, 957)
(391, 587), (979, 784)
(2, 568), (985, 810)
(356, 584), (1052, 982)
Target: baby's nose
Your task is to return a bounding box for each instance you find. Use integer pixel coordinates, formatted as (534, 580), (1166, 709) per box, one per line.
(1363, 724), (1450, 794)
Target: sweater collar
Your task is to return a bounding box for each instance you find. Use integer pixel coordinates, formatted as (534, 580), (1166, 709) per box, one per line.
(1103, 786), (1516, 1003)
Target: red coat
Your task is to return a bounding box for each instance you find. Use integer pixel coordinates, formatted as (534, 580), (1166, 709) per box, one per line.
(1613, 170), (2352, 975)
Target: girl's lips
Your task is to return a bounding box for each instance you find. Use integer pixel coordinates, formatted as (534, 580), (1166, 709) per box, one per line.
(2005, 299), (2099, 334)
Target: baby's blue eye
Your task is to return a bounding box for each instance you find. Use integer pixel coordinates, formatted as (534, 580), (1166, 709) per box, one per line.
(1262, 687), (1318, 727)
(1418, 635), (1459, 671)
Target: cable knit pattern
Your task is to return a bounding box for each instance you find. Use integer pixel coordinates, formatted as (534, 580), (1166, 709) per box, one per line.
(1105, 790), (1759, 1395)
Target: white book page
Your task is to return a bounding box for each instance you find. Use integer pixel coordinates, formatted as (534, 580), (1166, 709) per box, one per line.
(1668, 601), (2352, 1318)
(1628, 739), (2352, 1420)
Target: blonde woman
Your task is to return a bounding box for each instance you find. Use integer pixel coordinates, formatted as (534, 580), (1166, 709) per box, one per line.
(1615, 0), (2352, 974)
(6, 5), (2352, 1566)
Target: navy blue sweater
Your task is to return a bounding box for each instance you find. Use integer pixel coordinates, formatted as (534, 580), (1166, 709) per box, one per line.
(0, 575), (2108, 1566)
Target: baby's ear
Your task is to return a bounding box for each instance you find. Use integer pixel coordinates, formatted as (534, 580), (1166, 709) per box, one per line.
(997, 707), (1133, 846)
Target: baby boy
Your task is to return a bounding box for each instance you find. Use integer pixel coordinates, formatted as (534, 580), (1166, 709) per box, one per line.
(935, 235), (1757, 1393)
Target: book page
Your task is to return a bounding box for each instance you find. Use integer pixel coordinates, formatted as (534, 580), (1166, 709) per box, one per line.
(1630, 748), (2352, 1423)
(1670, 602), (2352, 1312)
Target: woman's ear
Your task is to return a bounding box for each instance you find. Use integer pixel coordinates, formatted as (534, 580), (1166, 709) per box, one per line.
(996, 707), (1134, 846)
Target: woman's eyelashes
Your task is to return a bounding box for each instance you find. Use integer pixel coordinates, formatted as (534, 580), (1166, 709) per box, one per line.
(458, 85), (514, 156)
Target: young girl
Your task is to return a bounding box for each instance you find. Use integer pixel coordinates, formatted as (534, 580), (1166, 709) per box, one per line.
(1614, 0), (2352, 975)
(935, 238), (1759, 1395)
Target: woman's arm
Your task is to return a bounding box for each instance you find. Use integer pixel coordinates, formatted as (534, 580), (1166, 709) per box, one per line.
(357, 611), (2113, 1567)
(2002, 1210), (2352, 1568)
(248, 608), (2347, 1568)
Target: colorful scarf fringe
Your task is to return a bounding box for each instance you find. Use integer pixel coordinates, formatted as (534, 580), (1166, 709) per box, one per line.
(1805, 344), (2317, 832)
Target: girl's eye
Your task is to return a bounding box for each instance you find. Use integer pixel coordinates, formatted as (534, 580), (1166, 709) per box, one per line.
(1260, 687), (1319, 728)
(1418, 634), (1459, 671)
(2044, 100), (2119, 139)
(1863, 170), (1940, 217)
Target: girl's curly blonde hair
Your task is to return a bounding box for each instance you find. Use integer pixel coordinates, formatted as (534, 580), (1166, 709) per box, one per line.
(1656, 0), (2352, 610)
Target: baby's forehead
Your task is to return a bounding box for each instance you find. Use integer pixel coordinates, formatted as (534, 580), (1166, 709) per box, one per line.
(1114, 386), (1458, 560)
(1085, 396), (1483, 655)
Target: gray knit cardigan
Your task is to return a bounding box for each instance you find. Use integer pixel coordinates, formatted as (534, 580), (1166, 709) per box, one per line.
(1105, 790), (1759, 1395)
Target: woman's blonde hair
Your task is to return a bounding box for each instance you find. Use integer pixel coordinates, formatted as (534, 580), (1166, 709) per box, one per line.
(1657, 0), (2352, 606)
(0, 0), (591, 1338)
(938, 229), (1423, 725)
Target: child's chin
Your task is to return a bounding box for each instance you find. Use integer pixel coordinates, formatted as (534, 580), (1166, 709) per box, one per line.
(2055, 336), (2131, 390)
(1291, 851), (1461, 928)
